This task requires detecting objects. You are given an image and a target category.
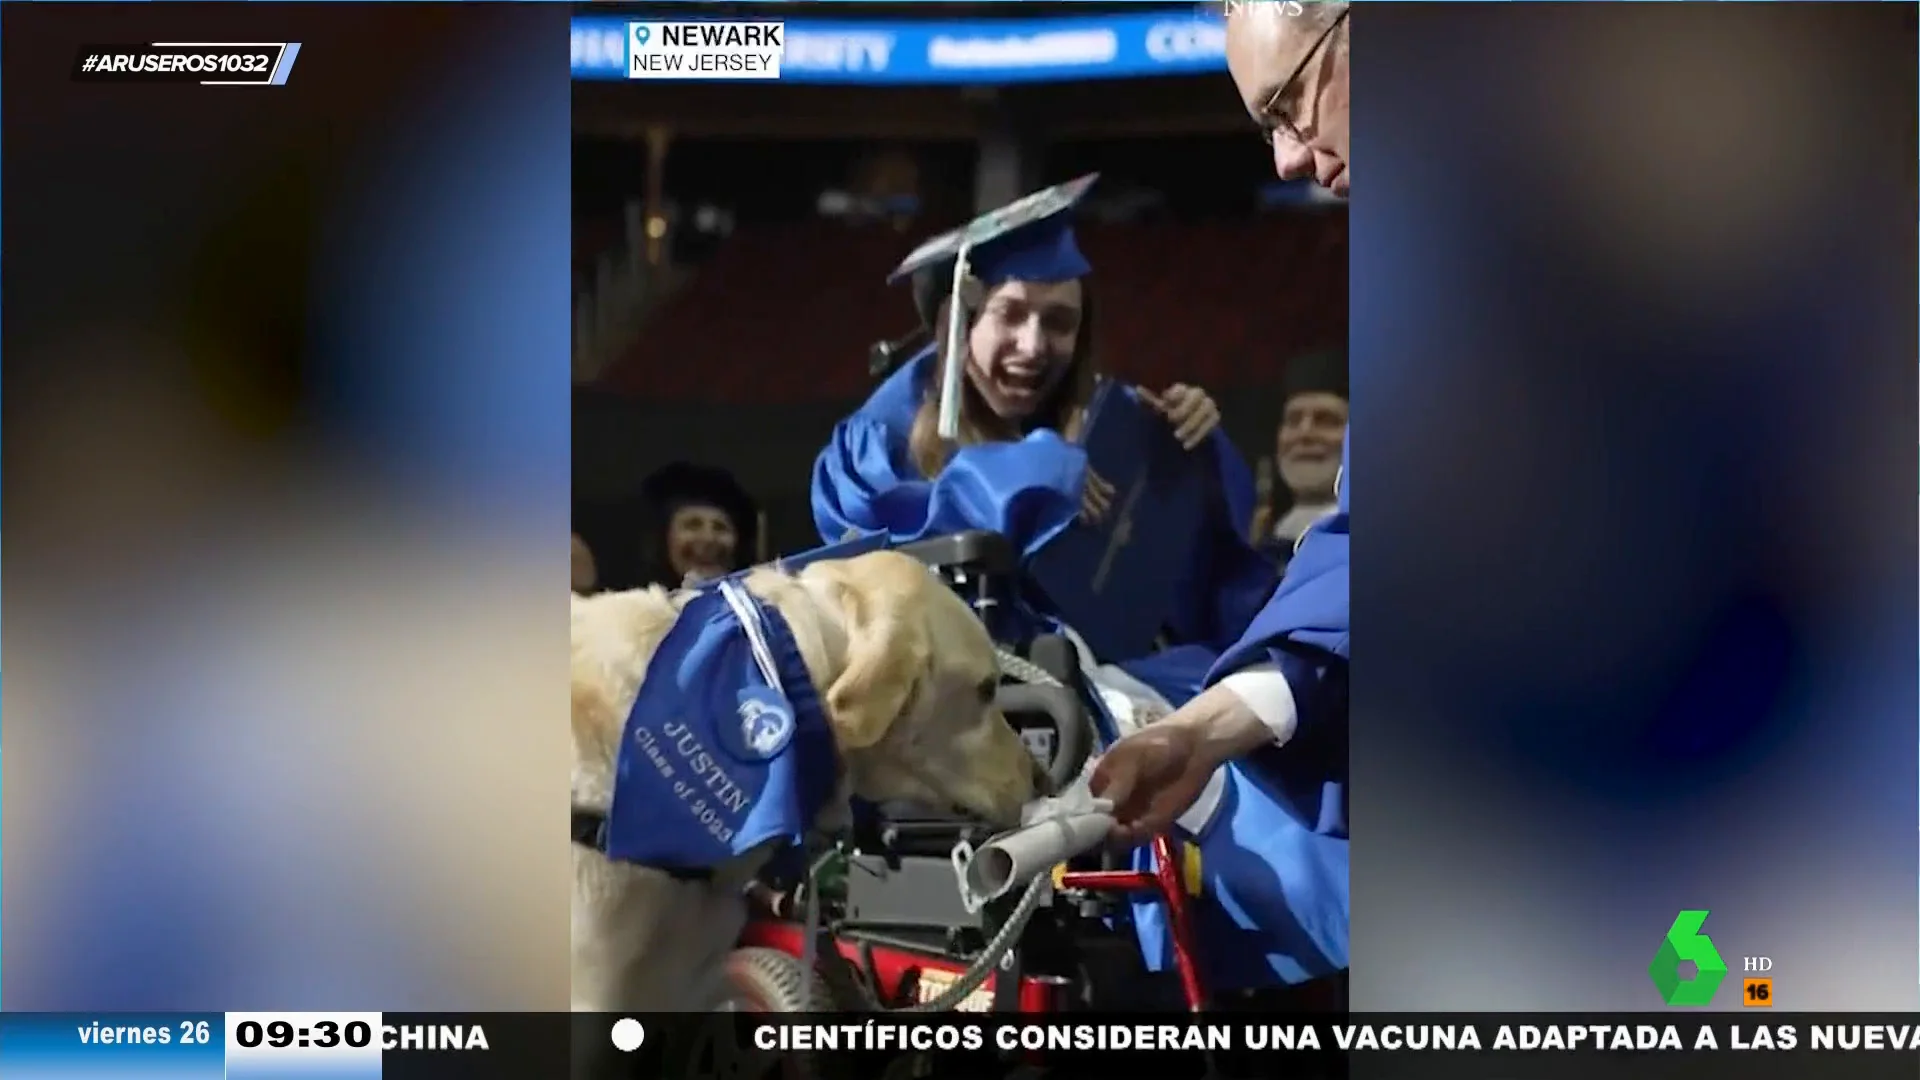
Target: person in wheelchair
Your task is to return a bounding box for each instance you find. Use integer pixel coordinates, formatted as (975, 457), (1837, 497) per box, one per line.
(810, 179), (1276, 686)
(810, 180), (1345, 1008)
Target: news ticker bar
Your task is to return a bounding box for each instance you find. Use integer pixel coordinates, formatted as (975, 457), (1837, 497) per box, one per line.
(71, 43), (302, 86)
(6, 1014), (1920, 1079)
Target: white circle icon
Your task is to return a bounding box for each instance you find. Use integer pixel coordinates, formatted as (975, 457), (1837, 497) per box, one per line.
(610, 1018), (646, 1052)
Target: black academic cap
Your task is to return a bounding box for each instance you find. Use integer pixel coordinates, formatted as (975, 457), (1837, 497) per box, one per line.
(886, 173), (1101, 440)
(1282, 351), (1348, 403)
(640, 462), (760, 535)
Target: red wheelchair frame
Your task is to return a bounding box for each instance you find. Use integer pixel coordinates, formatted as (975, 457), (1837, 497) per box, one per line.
(739, 833), (1211, 1013)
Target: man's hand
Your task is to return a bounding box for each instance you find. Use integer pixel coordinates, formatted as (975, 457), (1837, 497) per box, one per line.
(1139, 383), (1223, 450)
(1088, 683), (1278, 845)
(1088, 722), (1212, 847)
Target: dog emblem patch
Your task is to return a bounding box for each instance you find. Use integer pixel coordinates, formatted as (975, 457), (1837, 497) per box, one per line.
(734, 687), (794, 761)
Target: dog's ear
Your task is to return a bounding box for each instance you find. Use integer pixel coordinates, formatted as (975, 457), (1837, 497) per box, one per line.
(823, 554), (932, 751)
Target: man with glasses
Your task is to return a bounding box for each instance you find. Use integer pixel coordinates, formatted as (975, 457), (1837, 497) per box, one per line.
(1088, 0), (1351, 1008)
(1234, 0), (1350, 196)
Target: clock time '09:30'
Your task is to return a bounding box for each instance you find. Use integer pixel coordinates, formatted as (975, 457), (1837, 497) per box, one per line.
(235, 1019), (374, 1050)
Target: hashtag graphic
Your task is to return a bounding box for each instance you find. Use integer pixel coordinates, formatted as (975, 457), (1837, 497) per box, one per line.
(81, 54), (99, 72)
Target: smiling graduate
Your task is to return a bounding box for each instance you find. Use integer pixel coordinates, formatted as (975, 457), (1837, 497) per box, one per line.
(809, 175), (1274, 663)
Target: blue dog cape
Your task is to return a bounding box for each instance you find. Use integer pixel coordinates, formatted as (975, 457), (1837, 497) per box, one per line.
(603, 580), (837, 872)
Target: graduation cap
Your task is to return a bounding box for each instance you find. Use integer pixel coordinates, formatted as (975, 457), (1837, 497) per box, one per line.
(1282, 350), (1348, 403)
(640, 462), (766, 565)
(885, 173), (1100, 440)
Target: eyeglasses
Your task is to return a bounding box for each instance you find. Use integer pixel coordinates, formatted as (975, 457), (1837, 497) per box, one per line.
(1257, 5), (1349, 148)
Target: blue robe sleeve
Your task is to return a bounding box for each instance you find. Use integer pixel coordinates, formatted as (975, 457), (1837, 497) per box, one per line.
(1206, 427), (1259, 541)
(810, 415), (1087, 559)
(1163, 428), (1278, 651)
(1151, 440), (1347, 994)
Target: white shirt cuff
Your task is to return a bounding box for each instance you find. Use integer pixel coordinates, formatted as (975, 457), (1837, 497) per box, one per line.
(1219, 662), (1299, 748)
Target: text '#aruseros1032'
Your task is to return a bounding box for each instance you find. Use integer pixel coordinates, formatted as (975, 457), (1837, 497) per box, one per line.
(70, 43), (299, 86)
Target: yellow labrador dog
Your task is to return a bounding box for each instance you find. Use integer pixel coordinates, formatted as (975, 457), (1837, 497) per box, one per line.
(570, 550), (1041, 1013)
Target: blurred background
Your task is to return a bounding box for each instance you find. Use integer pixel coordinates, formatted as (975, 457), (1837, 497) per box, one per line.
(4, 3), (577, 1010)
(569, 1), (1346, 589)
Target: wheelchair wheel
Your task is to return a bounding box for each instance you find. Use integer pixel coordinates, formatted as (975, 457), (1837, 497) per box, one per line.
(724, 946), (836, 1012)
(1026, 634), (1079, 687)
(701, 949), (845, 1080)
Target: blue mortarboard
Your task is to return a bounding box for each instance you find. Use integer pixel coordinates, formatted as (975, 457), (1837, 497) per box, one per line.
(886, 173), (1098, 288)
(886, 174), (1100, 440)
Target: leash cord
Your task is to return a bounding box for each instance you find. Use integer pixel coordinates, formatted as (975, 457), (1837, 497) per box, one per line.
(797, 846), (838, 1014)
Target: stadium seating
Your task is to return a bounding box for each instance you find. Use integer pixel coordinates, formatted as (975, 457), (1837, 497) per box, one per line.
(596, 214), (1346, 405)
(574, 216), (623, 290)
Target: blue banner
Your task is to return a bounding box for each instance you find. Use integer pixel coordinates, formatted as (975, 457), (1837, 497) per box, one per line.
(0, 1014), (227, 1080)
(572, 10), (1227, 85)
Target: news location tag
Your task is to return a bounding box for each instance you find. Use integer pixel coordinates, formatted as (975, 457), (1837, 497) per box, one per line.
(71, 43), (301, 86)
(627, 21), (785, 81)
(225, 1012), (382, 1080)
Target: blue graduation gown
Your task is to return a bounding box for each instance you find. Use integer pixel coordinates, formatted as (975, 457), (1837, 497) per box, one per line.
(810, 349), (1272, 654)
(1211, 437), (1349, 673)
(1129, 439), (1348, 989)
(811, 350), (1084, 559)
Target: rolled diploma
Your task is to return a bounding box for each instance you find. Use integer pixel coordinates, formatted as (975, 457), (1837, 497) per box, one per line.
(962, 811), (1115, 904)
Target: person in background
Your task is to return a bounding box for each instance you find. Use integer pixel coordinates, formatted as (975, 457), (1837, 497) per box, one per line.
(1088, 0), (1352, 1007)
(640, 461), (760, 588)
(1251, 352), (1348, 568)
(811, 193), (1274, 664)
(571, 532), (598, 595)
